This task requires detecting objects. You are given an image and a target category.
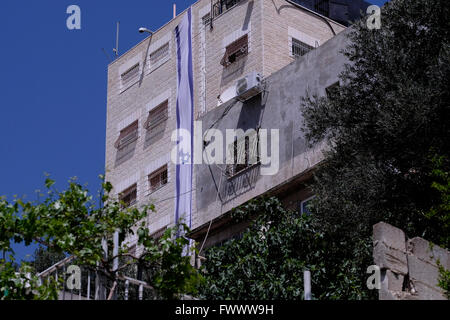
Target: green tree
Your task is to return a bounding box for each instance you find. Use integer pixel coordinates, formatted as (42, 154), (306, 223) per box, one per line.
(296, 0), (449, 298)
(31, 246), (67, 274)
(0, 175), (202, 300)
(199, 197), (375, 300)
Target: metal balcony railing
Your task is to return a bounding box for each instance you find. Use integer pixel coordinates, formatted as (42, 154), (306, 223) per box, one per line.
(212, 0), (243, 18)
(37, 256), (156, 300)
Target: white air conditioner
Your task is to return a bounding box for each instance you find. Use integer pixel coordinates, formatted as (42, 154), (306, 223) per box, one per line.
(235, 72), (263, 102)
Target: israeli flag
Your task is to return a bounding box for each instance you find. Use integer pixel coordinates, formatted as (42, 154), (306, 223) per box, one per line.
(174, 7), (194, 230)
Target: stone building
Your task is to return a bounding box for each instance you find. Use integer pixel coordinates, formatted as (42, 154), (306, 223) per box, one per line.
(104, 0), (348, 251)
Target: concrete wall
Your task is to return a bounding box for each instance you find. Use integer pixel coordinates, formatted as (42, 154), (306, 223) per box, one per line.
(192, 27), (351, 239)
(373, 222), (450, 300)
(262, 0), (344, 76)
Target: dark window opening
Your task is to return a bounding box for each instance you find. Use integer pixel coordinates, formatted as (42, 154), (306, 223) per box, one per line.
(325, 82), (340, 98)
(300, 196), (316, 215)
(119, 184), (137, 208)
(221, 34), (248, 67)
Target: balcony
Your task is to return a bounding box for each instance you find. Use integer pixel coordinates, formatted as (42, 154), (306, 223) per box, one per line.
(212, 0), (244, 19)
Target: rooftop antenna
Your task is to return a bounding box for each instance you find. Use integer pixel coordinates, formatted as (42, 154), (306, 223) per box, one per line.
(113, 21), (120, 58)
(173, 3), (177, 19)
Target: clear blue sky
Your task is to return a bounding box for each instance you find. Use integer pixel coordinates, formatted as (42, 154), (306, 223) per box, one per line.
(0, 0), (388, 263)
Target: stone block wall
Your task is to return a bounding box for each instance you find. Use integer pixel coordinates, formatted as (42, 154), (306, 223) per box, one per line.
(373, 222), (449, 300)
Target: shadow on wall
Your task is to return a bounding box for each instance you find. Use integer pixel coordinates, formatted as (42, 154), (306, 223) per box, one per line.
(220, 164), (260, 203)
(144, 122), (167, 150)
(219, 0), (254, 88)
(115, 141), (137, 168)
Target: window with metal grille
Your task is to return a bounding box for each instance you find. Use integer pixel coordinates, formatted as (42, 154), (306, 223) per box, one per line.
(143, 100), (168, 131)
(221, 34), (248, 67)
(115, 121), (138, 149)
(149, 43), (170, 67)
(149, 165), (168, 193)
(292, 38), (314, 58)
(121, 64), (140, 86)
(227, 131), (259, 177)
(300, 196), (316, 215)
(202, 13), (211, 26)
(119, 184), (137, 207)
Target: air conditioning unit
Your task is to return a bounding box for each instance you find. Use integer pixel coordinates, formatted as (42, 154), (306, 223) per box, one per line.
(235, 72), (263, 102)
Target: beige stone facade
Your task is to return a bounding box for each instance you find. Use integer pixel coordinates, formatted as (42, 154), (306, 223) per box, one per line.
(105, 0), (345, 247)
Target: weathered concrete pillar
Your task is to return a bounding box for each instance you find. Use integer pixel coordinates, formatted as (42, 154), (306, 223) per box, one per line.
(407, 237), (449, 300)
(373, 222), (450, 300)
(373, 222), (408, 275)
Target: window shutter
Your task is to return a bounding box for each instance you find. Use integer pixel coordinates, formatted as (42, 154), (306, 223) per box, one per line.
(121, 64), (140, 85)
(115, 121), (138, 149)
(144, 101), (168, 130)
(150, 43), (170, 66)
(221, 34), (248, 67)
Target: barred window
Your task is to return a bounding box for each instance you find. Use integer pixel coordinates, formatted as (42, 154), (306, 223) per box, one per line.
(149, 165), (168, 193)
(115, 121), (138, 149)
(150, 43), (170, 67)
(143, 100), (168, 131)
(121, 64), (140, 86)
(221, 34), (248, 67)
(202, 13), (211, 26)
(227, 130), (259, 177)
(292, 38), (314, 58)
(119, 184), (137, 208)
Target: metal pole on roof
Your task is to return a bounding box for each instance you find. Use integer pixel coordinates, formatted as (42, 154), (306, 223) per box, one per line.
(304, 270), (312, 300)
(113, 22), (120, 58)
